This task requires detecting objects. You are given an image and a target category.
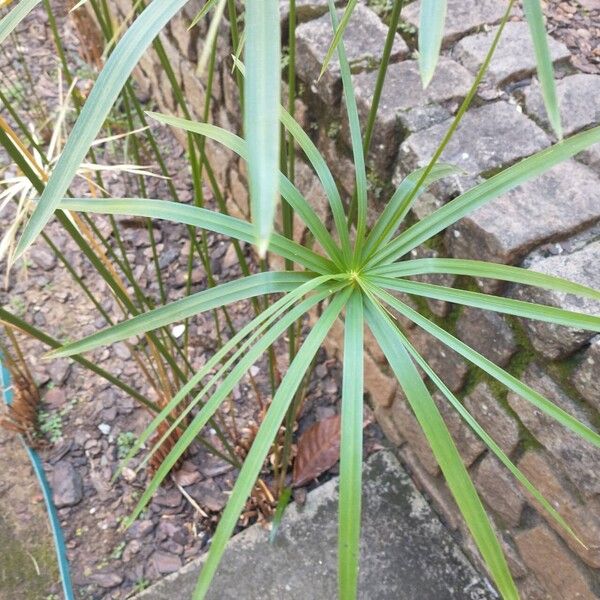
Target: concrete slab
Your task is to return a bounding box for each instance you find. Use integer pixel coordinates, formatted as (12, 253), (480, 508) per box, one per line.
(137, 451), (496, 600)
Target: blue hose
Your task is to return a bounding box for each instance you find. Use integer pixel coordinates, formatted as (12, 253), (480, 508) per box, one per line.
(0, 352), (75, 600)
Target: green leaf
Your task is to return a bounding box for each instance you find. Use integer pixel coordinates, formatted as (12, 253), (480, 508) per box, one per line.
(370, 125), (600, 267)
(188, 0), (218, 29)
(192, 287), (352, 599)
(59, 197), (336, 274)
(523, 0), (562, 139)
(14, 0), (189, 259)
(397, 327), (582, 545)
(49, 272), (314, 358)
(319, 0), (358, 80)
(245, 0), (281, 256)
(364, 295), (518, 599)
(370, 286), (600, 450)
(363, 163), (461, 260)
(146, 112), (344, 267)
(418, 0), (447, 88)
(127, 285), (345, 527)
(338, 290), (364, 598)
(327, 0), (367, 264)
(373, 276), (600, 332)
(0, 0), (40, 46)
(372, 258), (600, 302)
(232, 56), (351, 263)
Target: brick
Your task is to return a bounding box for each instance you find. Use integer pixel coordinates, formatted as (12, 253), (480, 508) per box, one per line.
(402, 0), (507, 46)
(296, 5), (408, 105)
(455, 307), (517, 367)
(407, 247), (456, 317)
(447, 161), (600, 268)
(363, 352), (397, 408)
(398, 102), (550, 199)
(524, 73), (600, 138)
(572, 337), (600, 413)
(512, 240), (600, 359)
(474, 454), (525, 527)
(406, 327), (469, 393)
(348, 58), (472, 172)
(519, 450), (600, 568)
(515, 525), (596, 600)
(454, 22), (570, 87)
(463, 382), (520, 455)
(507, 363), (600, 498)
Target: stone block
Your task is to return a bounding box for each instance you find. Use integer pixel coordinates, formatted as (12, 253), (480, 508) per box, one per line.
(296, 5), (408, 105)
(507, 363), (600, 498)
(474, 454), (525, 527)
(515, 525), (596, 600)
(511, 241), (600, 359)
(363, 352), (397, 408)
(401, 0), (507, 46)
(348, 58), (472, 172)
(293, 160), (331, 226)
(455, 307), (517, 367)
(519, 450), (600, 568)
(448, 160), (600, 271)
(463, 382), (520, 455)
(454, 22), (570, 87)
(572, 337), (600, 413)
(524, 73), (600, 138)
(398, 102), (550, 199)
(406, 327), (469, 393)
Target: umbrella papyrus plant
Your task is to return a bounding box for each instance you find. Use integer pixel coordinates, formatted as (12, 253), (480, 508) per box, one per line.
(6, 0), (600, 599)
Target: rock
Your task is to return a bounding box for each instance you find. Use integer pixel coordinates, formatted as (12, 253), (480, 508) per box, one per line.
(455, 307), (517, 367)
(406, 327), (469, 393)
(519, 450), (600, 568)
(30, 244), (57, 270)
(463, 382), (520, 455)
(280, 0), (330, 25)
(402, 0), (507, 46)
(524, 73), (600, 137)
(572, 337), (600, 412)
(515, 525), (596, 600)
(189, 480), (228, 512)
(52, 461), (83, 508)
(454, 22), (570, 87)
(152, 550), (182, 575)
(398, 102), (550, 199)
(154, 488), (183, 508)
(447, 161), (600, 268)
(89, 571), (123, 589)
(158, 246), (179, 269)
(507, 363), (600, 498)
(48, 359), (71, 386)
(474, 454), (524, 527)
(348, 58), (472, 171)
(511, 241), (600, 359)
(113, 342), (131, 360)
(98, 423), (111, 435)
(363, 352), (396, 408)
(296, 5), (408, 105)
(44, 387), (66, 409)
(123, 539), (142, 562)
(127, 519), (155, 540)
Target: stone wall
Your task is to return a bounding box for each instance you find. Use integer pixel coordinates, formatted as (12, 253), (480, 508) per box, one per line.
(99, 1), (600, 597)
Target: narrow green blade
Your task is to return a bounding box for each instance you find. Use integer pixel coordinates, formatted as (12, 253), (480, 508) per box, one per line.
(372, 125), (600, 267)
(49, 272), (313, 357)
(189, 0), (218, 29)
(365, 296), (517, 599)
(192, 288), (352, 599)
(338, 290), (364, 598)
(14, 0), (189, 259)
(523, 0), (562, 139)
(418, 0), (447, 88)
(373, 276), (600, 332)
(59, 197), (336, 273)
(371, 258), (600, 301)
(245, 0), (281, 256)
(319, 0), (358, 79)
(0, 0), (40, 45)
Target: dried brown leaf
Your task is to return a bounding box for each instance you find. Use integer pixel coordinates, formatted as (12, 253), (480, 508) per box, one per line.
(292, 414), (341, 488)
